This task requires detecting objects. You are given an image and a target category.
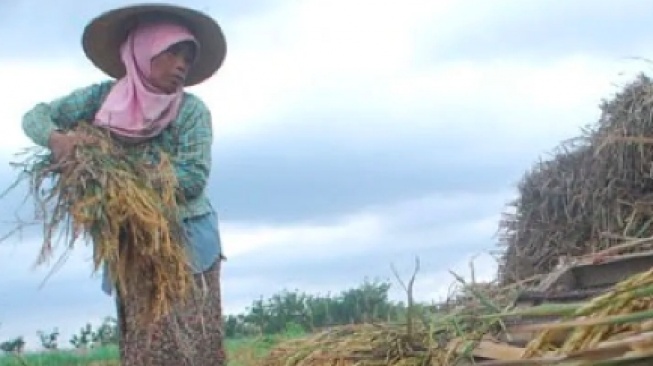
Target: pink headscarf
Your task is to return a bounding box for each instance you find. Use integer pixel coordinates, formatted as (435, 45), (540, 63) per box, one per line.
(94, 21), (198, 143)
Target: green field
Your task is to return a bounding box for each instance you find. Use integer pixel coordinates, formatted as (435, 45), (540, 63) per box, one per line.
(0, 334), (290, 366)
(0, 280), (403, 365)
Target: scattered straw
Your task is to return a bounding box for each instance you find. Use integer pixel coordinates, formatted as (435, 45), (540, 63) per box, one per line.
(261, 262), (522, 365)
(261, 323), (438, 365)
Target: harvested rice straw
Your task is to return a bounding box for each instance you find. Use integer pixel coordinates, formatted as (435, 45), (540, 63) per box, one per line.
(5, 121), (195, 326)
(522, 267), (653, 358)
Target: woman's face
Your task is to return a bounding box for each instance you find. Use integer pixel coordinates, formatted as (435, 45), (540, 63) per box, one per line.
(149, 41), (196, 94)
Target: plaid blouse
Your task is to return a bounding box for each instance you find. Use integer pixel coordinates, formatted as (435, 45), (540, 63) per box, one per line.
(21, 80), (215, 220)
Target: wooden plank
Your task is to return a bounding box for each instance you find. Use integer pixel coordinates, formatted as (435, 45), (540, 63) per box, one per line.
(521, 251), (653, 300)
(448, 338), (525, 360)
(516, 287), (608, 304)
(476, 331), (653, 365)
(572, 251), (653, 289)
(500, 324), (569, 346)
(532, 263), (577, 293)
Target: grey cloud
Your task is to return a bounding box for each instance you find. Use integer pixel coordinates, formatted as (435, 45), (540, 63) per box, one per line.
(218, 222), (500, 316)
(224, 240), (492, 290)
(221, 189), (503, 297)
(0, 0), (275, 59)
(207, 107), (531, 224)
(0, 274), (109, 313)
(428, 0), (653, 63)
(0, 272), (115, 347)
(0, 240), (115, 346)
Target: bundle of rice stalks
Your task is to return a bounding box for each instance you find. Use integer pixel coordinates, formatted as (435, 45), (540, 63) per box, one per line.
(498, 73), (653, 284)
(3, 121), (194, 325)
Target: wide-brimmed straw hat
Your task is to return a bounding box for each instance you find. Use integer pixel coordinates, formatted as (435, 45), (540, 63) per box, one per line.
(82, 3), (227, 86)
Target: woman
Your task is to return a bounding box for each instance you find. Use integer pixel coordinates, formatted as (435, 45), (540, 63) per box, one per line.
(21, 4), (228, 365)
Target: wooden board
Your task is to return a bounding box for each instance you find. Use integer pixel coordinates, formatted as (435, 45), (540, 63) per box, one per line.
(572, 251), (653, 288)
(448, 338), (526, 361)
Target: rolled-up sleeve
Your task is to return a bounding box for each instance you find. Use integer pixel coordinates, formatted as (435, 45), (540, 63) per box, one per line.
(172, 97), (213, 201)
(22, 82), (111, 147)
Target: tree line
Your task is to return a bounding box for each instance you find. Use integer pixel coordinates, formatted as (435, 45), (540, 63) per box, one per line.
(0, 317), (118, 354)
(223, 278), (408, 337)
(0, 278), (410, 353)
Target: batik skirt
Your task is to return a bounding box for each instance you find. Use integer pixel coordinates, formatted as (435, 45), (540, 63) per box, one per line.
(110, 211), (227, 365)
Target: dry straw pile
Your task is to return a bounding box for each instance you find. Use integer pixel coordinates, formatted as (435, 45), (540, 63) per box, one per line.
(262, 323), (440, 365)
(498, 73), (653, 284)
(3, 121), (193, 325)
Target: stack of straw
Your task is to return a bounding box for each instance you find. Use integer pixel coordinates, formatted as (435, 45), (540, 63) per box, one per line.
(4, 121), (194, 325)
(498, 73), (653, 284)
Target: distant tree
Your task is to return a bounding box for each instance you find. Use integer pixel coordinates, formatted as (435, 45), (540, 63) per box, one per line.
(0, 337), (25, 354)
(37, 328), (60, 350)
(70, 323), (94, 349)
(223, 278), (403, 337)
(92, 317), (119, 346)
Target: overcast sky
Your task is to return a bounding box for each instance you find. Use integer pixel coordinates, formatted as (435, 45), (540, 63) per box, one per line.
(1, 0), (652, 350)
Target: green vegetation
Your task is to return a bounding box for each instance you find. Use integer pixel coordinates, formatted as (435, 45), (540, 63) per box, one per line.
(224, 278), (409, 337)
(0, 346), (118, 366)
(0, 338), (295, 366)
(0, 278), (420, 365)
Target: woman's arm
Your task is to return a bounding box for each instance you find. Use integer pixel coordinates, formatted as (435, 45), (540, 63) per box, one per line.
(172, 96), (213, 201)
(22, 81), (112, 147)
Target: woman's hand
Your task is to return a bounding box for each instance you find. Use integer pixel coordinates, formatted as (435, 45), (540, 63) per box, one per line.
(48, 131), (75, 164)
(48, 131), (94, 164)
